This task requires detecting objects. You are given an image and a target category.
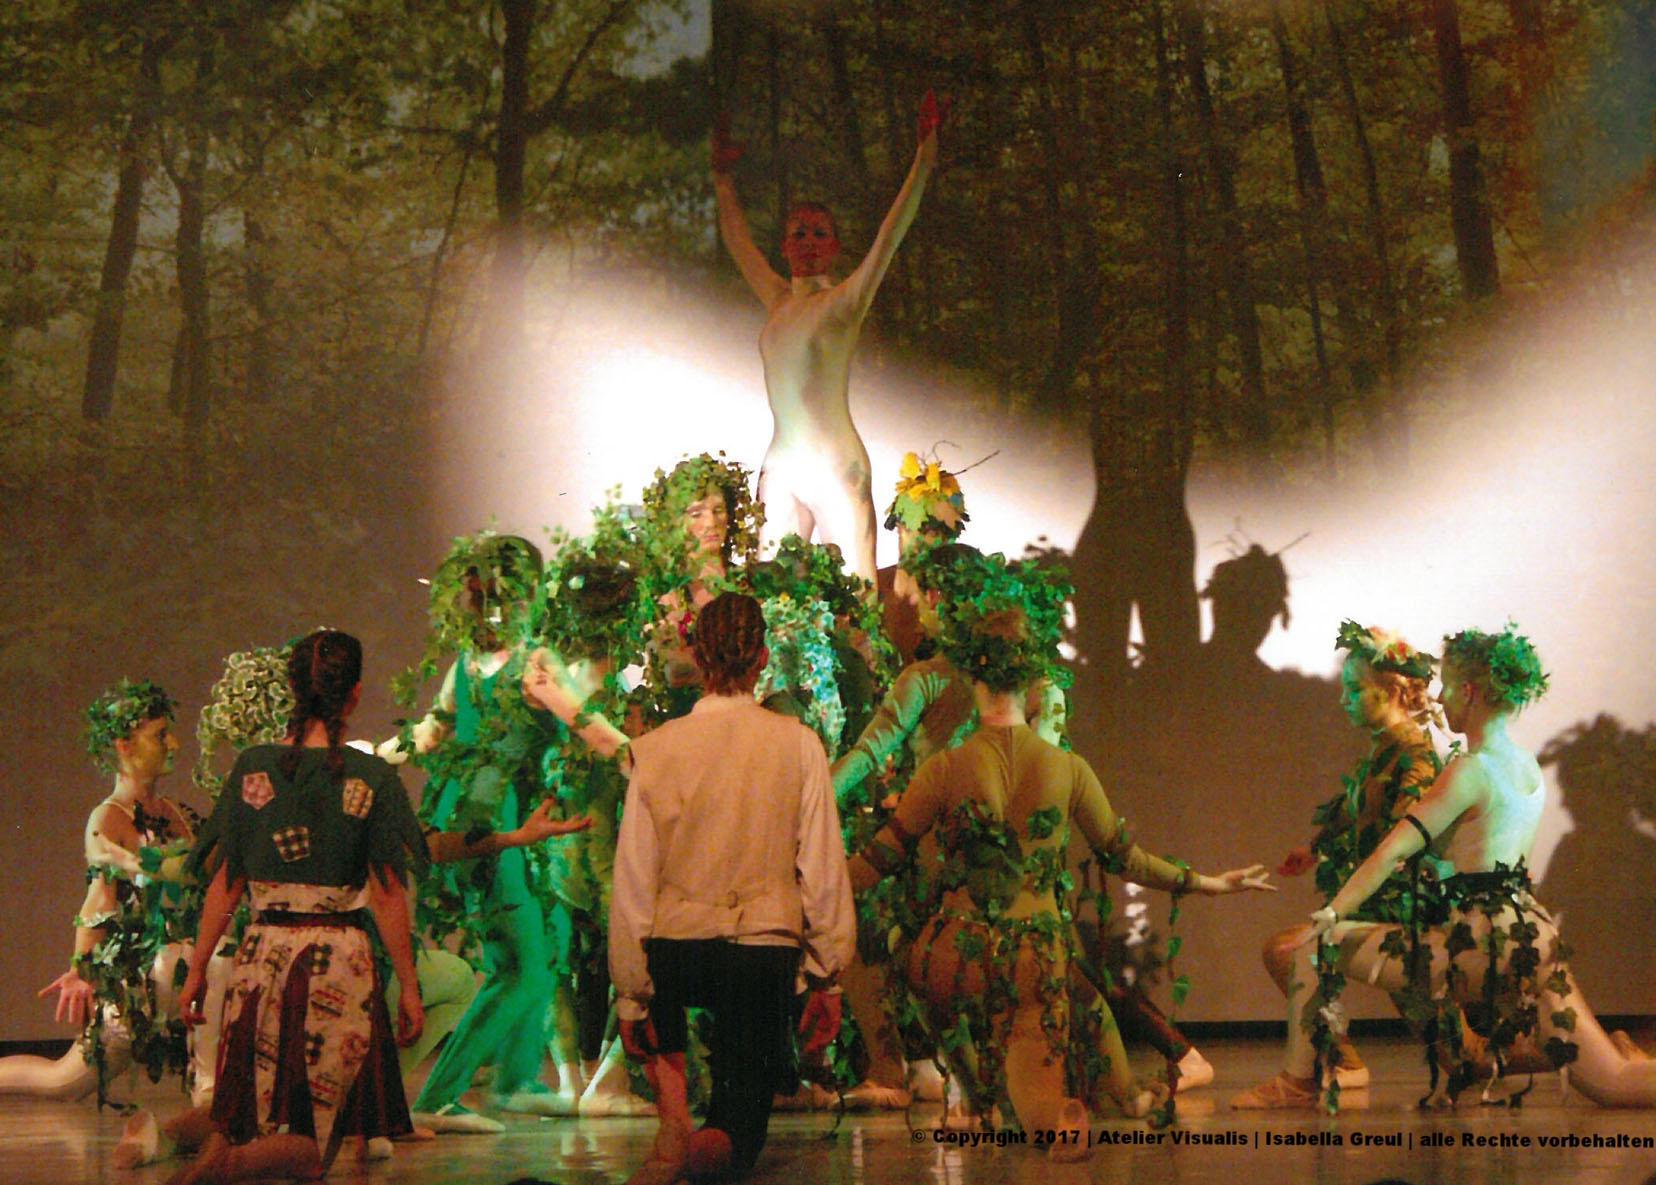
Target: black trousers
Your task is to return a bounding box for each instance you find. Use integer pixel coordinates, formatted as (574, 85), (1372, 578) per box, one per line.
(644, 938), (799, 1177)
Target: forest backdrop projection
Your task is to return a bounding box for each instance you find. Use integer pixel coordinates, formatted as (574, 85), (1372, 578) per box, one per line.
(3, 0), (1655, 1037)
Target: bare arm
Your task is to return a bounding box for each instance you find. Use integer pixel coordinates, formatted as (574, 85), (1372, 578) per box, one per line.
(712, 119), (789, 309)
(522, 647), (634, 773)
(424, 799), (593, 863)
(179, 863), (247, 1026)
(847, 746), (952, 892)
(839, 92), (941, 319)
(366, 869), (423, 1046)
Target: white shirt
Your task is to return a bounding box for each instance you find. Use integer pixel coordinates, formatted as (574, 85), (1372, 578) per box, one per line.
(608, 694), (856, 1020)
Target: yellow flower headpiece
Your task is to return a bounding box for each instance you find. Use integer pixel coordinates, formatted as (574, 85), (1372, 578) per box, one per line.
(885, 451), (968, 536)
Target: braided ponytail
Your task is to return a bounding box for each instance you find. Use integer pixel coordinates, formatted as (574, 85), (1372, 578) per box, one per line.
(281, 630), (363, 777)
(692, 592), (767, 694)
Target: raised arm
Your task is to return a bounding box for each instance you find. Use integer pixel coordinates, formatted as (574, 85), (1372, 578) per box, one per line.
(839, 91), (942, 319)
(712, 117), (789, 309)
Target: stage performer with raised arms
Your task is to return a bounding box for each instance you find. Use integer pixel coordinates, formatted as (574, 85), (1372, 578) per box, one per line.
(713, 92), (942, 583)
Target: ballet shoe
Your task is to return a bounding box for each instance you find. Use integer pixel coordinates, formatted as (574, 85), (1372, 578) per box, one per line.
(112, 1108), (167, 1168)
(412, 1103), (506, 1134)
(1049, 1099), (1092, 1163)
(1612, 1030), (1653, 1062)
(394, 1125), (437, 1141)
(1230, 1071), (1319, 1110)
(1117, 1080), (1169, 1119)
(841, 1078), (912, 1110)
(687, 1127), (734, 1177)
(494, 1087), (580, 1117)
(359, 1136), (394, 1161)
(577, 1087), (657, 1117)
(625, 1122), (689, 1185)
(1330, 1064), (1370, 1089)
(908, 1060), (946, 1102)
(1173, 1047), (1214, 1092)
(1325, 1036), (1369, 1088)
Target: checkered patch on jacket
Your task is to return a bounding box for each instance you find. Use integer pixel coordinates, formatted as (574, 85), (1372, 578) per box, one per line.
(272, 825), (311, 862)
(341, 777), (374, 819)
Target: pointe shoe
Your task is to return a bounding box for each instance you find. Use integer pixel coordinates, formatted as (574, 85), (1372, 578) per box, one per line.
(1049, 1099), (1092, 1162)
(412, 1103), (506, 1134)
(1174, 1047), (1214, 1092)
(841, 1079), (912, 1110)
(112, 1109), (166, 1168)
(1230, 1072), (1319, 1110)
(494, 1088), (580, 1117)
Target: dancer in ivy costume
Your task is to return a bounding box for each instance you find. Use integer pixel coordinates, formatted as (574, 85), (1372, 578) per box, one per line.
(1262, 622), (1440, 1094)
(404, 532), (565, 1132)
(1235, 623), (1656, 1110)
(3, 681), (205, 1103)
(849, 564), (1272, 1150)
(713, 93), (942, 582)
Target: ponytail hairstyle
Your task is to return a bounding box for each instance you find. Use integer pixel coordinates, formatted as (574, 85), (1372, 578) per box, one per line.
(281, 630), (363, 777)
(692, 592), (768, 695)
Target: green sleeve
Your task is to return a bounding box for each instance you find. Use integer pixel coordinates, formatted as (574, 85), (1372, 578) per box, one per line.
(831, 664), (936, 803)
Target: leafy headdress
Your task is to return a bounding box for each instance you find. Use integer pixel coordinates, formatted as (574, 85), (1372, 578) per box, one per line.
(84, 679), (176, 773)
(937, 549), (1074, 693)
(194, 643), (294, 794)
(395, 529), (543, 705)
(885, 450), (969, 540)
(640, 452), (763, 573)
(1335, 621), (1437, 681)
(533, 499), (655, 668)
(1442, 621), (1549, 710)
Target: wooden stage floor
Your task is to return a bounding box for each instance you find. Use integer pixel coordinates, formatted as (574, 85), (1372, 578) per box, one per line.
(5, 1036), (1656, 1185)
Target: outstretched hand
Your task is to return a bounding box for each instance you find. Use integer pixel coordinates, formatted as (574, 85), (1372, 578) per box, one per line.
(518, 798), (593, 843)
(712, 112), (743, 174)
(1210, 864), (1276, 894)
(39, 969), (95, 1028)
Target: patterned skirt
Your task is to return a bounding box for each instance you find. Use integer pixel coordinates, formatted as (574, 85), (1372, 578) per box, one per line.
(210, 881), (411, 1163)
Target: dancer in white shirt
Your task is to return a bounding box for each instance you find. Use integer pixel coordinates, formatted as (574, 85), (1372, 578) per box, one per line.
(713, 94), (942, 582)
(610, 592), (855, 1184)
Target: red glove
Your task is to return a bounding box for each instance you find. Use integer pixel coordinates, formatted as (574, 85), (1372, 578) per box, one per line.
(620, 1015), (661, 1059)
(797, 989), (842, 1060)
